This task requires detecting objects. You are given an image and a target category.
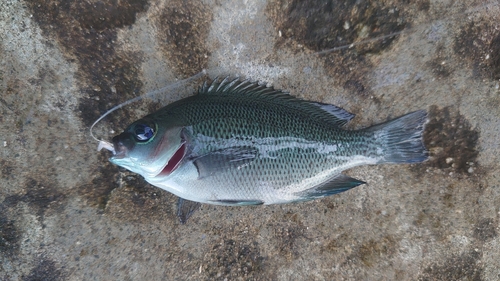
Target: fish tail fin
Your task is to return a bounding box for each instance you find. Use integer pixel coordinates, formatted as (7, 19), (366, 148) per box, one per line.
(367, 110), (428, 164)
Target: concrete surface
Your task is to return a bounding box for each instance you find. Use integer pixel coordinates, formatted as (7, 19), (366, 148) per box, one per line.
(1, 0), (500, 280)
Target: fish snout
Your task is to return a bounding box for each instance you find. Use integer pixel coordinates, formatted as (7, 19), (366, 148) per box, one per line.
(111, 132), (136, 159)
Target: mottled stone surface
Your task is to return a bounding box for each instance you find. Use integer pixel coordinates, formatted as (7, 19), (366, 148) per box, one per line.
(1, 0), (500, 280)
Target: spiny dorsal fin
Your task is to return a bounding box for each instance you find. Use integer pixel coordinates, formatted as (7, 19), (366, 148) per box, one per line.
(199, 77), (355, 127)
(199, 77), (291, 99)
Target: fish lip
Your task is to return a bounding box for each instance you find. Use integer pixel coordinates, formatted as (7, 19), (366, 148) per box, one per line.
(110, 150), (127, 160)
(111, 132), (135, 159)
(109, 149), (127, 161)
(108, 146), (128, 163)
(109, 143), (128, 160)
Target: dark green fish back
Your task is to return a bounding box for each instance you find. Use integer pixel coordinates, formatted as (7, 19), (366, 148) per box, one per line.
(155, 78), (363, 145)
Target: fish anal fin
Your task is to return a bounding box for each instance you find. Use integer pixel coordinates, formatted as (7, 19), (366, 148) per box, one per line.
(297, 174), (365, 200)
(193, 146), (257, 179)
(210, 199), (264, 206)
(177, 197), (201, 224)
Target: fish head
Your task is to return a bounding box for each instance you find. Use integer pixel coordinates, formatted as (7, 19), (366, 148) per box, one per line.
(109, 117), (186, 178)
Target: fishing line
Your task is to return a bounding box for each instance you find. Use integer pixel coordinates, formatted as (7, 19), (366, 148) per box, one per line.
(90, 69), (207, 151)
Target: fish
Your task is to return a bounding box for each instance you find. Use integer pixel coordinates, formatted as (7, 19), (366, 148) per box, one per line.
(105, 77), (428, 222)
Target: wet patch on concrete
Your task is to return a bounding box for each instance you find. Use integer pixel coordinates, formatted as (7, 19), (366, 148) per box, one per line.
(3, 178), (65, 219)
(426, 44), (453, 79)
(104, 176), (175, 223)
(322, 232), (350, 255)
(454, 19), (500, 81)
(267, 0), (428, 94)
(272, 212), (306, 260)
(412, 179), (490, 243)
(78, 155), (120, 210)
(76, 54), (144, 130)
(267, 0), (415, 53)
(416, 106), (480, 175)
(489, 33), (500, 80)
(413, 208), (446, 239)
(274, 225), (303, 260)
(442, 183), (458, 209)
(349, 236), (397, 268)
(0, 159), (14, 180)
(427, 60), (452, 79)
(0, 213), (20, 257)
(418, 249), (482, 281)
(156, 0), (213, 77)
(25, 0), (148, 129)
(23, 258), (63, 281)
(202, 238), (265, 280)
(322, 233), (398, 271)
(473, 218), (497, 242)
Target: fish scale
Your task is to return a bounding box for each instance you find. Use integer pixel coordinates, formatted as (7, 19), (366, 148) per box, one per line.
(179, 98), (353, 143)
(109, 77), (428, 208)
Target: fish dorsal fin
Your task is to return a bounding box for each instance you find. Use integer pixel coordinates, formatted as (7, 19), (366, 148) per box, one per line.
(199, 77), (291, 99)
(309, 102), (355, 124)
(198, 77), (355, 127)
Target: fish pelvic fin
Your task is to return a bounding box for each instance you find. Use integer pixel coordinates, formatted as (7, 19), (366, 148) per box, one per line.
(367, 110), (429, 164)
(295, 174), (365, 201)
(177, 197), (201, 224)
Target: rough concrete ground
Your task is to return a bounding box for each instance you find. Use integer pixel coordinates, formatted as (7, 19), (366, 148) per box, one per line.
(1, 0), (500, 280)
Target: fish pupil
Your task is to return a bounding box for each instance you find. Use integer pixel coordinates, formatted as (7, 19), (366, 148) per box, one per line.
(134, 124), (155, 141)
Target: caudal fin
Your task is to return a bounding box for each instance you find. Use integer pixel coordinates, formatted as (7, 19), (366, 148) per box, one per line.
(367, 110), (428, 164)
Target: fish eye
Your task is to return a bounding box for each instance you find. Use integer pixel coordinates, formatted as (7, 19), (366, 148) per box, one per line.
(133, 121), (156, 142)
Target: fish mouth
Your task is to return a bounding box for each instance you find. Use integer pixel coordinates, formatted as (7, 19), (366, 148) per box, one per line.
(110, 132), (135, 159)
(155, 142), (186, 177)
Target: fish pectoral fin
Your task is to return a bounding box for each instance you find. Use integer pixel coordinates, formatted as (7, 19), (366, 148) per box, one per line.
(297, 174), (366, 200)
(210, 199), (264, 206)
(192, 146), (258, 179)
(177, 197), (201, 224)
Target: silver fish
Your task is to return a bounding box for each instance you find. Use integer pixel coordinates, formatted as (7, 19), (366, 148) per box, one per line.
(106, 77), (427, 221)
